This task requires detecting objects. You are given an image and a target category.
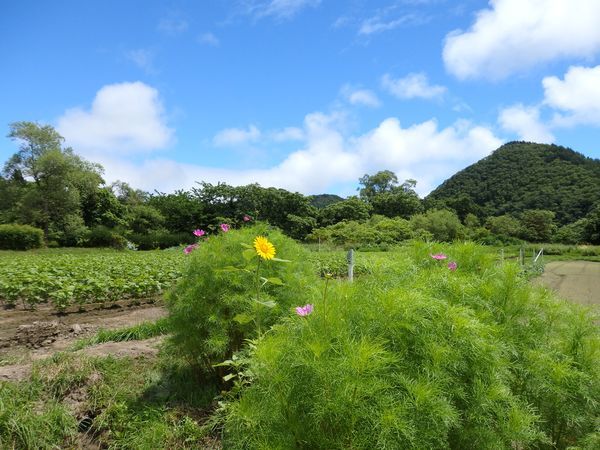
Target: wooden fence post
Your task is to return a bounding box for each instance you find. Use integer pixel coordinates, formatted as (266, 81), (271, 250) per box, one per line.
(347, 248), (354, 282)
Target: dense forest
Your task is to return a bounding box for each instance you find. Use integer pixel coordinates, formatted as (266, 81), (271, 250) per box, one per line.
(1, 124), (599, 249)
(427, 141), (600, 225)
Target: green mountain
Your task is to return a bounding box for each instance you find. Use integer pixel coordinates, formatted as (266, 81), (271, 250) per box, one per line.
(427, 141), (600, 225)
(308, 194), (344, 209)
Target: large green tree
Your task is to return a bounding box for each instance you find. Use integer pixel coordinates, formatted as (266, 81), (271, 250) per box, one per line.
(3, 122), (104, 244)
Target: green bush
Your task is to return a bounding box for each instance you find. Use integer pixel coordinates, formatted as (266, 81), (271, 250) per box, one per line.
(308, 216), (412, 248)
(0, 223), (44, 250)
(222, 243), (600, 449)
(166, 224), (320, 376)
(129, 231), (194, 250)
(86, 225), (127, 249)
(410, 209), (464, 242)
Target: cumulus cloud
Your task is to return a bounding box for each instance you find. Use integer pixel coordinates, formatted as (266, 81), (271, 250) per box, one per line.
(270, 127), (304, 141)
(57, 82), (174, 154)
(498, 104), (554, 143)
(96, 111), (502, 196)
(341, 85), (381, 107)
(381, 73), (446, 100)
(443, 0), (600, 80)
(213, 125), (261, 146)
(198, 32), (220, 47)
(543, 65), (600, 126)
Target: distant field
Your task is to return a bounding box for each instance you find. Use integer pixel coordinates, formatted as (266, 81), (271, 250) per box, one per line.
(535, 261), (600, 306)
(0, 248), (184, 311)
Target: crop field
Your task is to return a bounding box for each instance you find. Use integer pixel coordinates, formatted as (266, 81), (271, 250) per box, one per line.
(0, 248), (184, 311)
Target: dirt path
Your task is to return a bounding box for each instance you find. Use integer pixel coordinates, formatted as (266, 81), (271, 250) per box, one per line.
(534, 261), (600, 306)
(0, 303), (168, 382)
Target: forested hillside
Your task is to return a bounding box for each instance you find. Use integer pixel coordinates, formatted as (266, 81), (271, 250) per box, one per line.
(427, 142), (600, 225)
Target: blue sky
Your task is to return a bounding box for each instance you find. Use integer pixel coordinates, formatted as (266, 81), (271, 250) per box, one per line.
(2, 0), (600, 197)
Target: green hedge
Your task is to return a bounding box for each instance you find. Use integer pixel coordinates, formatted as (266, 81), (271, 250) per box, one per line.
(0, 224), (44, 250)
(129, 231), (194, 250)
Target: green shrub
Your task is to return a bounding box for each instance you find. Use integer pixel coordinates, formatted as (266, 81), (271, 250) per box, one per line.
(166, 224), (320, 376)
(129, 231), (194, 250)
(222, 242), (600, 449)
(0, 223), (44, 250)
(86, 225), (127, 249)
(410, 209), (464, 242)
(308, 216), (412, 248)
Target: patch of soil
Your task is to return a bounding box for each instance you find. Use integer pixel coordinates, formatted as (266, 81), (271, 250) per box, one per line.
(0, 303), (166, 353)
(534, 260), (600, 306)
(0, 302), (167, 382)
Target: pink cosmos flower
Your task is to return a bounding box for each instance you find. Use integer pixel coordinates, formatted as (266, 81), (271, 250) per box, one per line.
(220, 223), (230, 232)
(430, 253), (448, 260)
(193, 229), (205, 237)
(295, 304), (314, 317)
(243, 215), (251, 222)
(448, 261), (458, 271)
(184, 244), (198, 254)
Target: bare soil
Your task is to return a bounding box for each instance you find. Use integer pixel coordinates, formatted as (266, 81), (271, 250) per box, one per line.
(534, 260), (600, 306)
(0, 302), (167, 382)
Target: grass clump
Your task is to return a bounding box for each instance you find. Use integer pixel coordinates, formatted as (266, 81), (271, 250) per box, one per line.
(71, 317), (170, 350)
(166, 223), (320, 377)
(220, 242), (600, 449)
(0, 351), (218, 449)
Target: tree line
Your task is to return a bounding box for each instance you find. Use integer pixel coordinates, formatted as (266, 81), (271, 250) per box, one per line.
(1, 122), (599, 249)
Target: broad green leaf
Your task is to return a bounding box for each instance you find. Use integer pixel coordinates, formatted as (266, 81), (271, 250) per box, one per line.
(242, 248), (257, 261)
(240, 243), (252, 249)
(266, 277), (284, 285)
(223, 373), (236, 382)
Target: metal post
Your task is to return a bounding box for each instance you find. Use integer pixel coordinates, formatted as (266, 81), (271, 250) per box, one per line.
(347, 248), (354, 282)
(519, 247), (524, 266)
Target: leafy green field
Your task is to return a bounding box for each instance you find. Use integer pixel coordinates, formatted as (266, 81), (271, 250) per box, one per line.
(0, 248), (184, 310)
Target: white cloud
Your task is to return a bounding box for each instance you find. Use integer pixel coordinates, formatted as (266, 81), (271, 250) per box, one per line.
(543, 65), (600, 126)
(270, 127), (304, 141)
(242, 0), (320, 20)
(498, 104), (554, 143)
(95, 110), (502, 196)
(57, 82), (173, 154)
(198, 32), (220, 47)
(125, 49), (156, 74)
(341, 85), (381, 107)
(443, 0), (600, 80)
(358, 13), (421, 35)
(213, 125), (261, 146)
(381, 73), (446, 100)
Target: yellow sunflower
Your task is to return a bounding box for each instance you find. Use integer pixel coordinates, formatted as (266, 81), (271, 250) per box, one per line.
(253, 236), (276, 260)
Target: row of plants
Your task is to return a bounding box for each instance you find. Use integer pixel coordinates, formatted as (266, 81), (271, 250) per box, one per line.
(166, 226), (599, 449)
(0, 249), (183, 310)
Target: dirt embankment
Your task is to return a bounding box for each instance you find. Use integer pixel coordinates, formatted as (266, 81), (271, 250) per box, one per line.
(534, 261), (600, 306)
(0, 303), (167, 382)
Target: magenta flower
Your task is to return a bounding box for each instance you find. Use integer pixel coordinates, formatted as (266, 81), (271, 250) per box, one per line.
(220, 223), (230, 232)
(193, 229), (205, 237)
(184, 244), (198, 254)
(430, 253), (448, 260)
(243, 215), (251, 222)
(295, 304), (314, 317)
(448, 261), (458, 271)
